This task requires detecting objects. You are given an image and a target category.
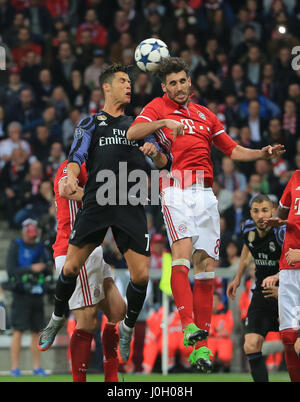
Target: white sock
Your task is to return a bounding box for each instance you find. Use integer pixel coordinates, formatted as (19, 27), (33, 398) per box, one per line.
(52, 313), (64, 321)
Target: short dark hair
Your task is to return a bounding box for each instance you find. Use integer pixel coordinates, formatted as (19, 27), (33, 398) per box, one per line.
(99, 64), (130, 91)
(157, 57), (190, 83)
(250, 194), (272, 208)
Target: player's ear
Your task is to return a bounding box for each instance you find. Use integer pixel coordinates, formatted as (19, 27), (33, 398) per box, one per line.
(161, 82), (166, 93)
(102, 82), (110, 94)
(188, 77), (191, 87)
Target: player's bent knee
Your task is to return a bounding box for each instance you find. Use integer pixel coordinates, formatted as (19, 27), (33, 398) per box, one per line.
(131, 270), (149, 286)
(244, 337), (263, 354)
(63, 261), (81, 277)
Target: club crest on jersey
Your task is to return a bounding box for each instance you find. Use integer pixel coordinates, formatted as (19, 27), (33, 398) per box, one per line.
(198, 112), (206, 120)
(97, 114), (107, 120)
(74, 128), (84, 139)
(269, 241), (276, 252)
(178, 223), (187, 234)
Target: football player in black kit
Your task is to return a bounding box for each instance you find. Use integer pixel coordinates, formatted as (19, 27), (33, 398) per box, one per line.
(227, 194), (286, 382)
(38, 64), (169, 362)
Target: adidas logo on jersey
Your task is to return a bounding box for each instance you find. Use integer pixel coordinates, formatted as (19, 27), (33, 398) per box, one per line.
(99, 121), (108, 126)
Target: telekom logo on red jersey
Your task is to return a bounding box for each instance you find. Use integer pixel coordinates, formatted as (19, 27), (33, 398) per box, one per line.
(180, 119), (210, 135)
(294, 198), (300, 215)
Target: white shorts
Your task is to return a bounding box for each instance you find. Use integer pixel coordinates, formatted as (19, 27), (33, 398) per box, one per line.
(278, 269), (300, 331)
(55, 246), (113, 311)
(160, 185), (220, 259)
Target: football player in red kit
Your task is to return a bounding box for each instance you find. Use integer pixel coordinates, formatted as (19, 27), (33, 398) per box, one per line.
(45, 160), (126, 382)
(265, 170), (300, 382)
(127, 57), (285, 372)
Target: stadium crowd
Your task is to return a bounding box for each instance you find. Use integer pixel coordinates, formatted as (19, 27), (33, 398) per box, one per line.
(0, 0), (299, 373)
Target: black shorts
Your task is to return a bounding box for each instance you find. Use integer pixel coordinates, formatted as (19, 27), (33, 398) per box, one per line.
(245, 289), (279, 337)
(11, 293), (45, 332)
(69, 204), (150, 257)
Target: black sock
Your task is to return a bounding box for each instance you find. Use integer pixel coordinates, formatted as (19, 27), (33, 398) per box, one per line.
(246, 352), (269, 382)
(124, 280), (147, 328)
(54, 269), (77, 318)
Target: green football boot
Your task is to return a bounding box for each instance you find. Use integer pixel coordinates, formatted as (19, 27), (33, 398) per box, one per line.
(183, 323), (208, 347)
(188, 346), (214, 373)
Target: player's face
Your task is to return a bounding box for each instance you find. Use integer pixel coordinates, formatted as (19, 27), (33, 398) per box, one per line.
(250, 201), (274, 231)
(162, 71), (191, 105)
(110, 72), (131, 105)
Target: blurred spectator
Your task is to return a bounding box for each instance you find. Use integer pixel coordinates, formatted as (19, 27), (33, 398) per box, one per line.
(222, 189), (249, 247)
(43, 142), (66, 181)
(34, 68), (55, 108)
(239, 84), (281, 120)
(62, 107), (87, 149)
(212, 179), (233, 214)
(222, 64), (249, 100)
(255, 159), (283, 197)
(110, 32), (136, 64)
(149, 233), (167, 271)
(217, 156), (247, 192)
(223, 240), (240, 267)
(0, 122), (31, 169)
(207, 292), (234, 372)
(260, 63), (285, 107)
(31, 125), (53, 163)
(245, 173), (263, 205)
(6, 219), (52, 377)
(129, 71), (154, 116)
(40, 105), (62, 142)
(242, 99), (268, 145)
(11, 26), (42, 68)
(0, 106), (5, 139)
(51, 41), (79, 91)
(0, 66), (27, 109)
(84, 48), (108, 90)
(3, 11), (27, 48)
(1, 148), (29, 228)
(23, 0), (53, 40)
(87, 87), (104, 115)
(0, 0), (15, 38)
(243, 44), (265, 86)
(20, 50), (42, 90)
(282, 99), (299, 137)
(75, 28), (97, 71)
(76, 8), (107, 48)
(5, 87), (41, 134)
(66, 69), (90, 109)
(48, 86), (71, 123)
(230, 6), (261, 49)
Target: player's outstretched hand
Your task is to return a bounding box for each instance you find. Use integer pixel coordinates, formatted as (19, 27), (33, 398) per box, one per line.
(227, 279), (240, 300)
(285, 248), (300, 266)
(164, 119), (184, 141)
(263, 217), (288, 227)
(261, 144), (285, 160)
(262, 286), (278, 299)
(139, 142), (158, 158)
(261, 274), (279, 288)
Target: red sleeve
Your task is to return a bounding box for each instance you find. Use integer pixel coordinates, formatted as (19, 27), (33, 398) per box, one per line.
(78, 162), (88, 187)
(213, 131), (238, 157)
(130, 98), (161, 127)
(280, 174), (293, 209)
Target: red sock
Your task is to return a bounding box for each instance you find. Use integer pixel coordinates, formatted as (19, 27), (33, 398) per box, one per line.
(193, 277), (214, 348)
(70, 329), (93, 382)
(102, 323), (119, 382)
(171, 265), (193, 329)
(281, 329), (300, 382)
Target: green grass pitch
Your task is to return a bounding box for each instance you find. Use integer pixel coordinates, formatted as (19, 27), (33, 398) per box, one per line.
(0, 372), (290, 382)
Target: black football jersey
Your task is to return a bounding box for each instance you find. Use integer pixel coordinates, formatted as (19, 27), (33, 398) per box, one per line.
(68, 112), (150, 208)
(241, 219), (286, 288)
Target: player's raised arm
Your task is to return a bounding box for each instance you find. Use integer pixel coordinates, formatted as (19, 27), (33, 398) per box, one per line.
(230, 144), (285, 162)
(227, 244), (252, 300)
(127, 119), (184, 141)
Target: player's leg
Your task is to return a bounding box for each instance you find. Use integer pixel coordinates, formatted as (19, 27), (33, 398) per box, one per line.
(244, 333), (268, 382)
(118, 248), (149, 362)
(279, 270), (300, 382)
(294, 330), (300, 356)
(38, 243), (97, 351)
(98, 277), (127, 382)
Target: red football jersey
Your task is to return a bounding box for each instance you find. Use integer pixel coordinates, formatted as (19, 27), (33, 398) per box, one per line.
(52, 160), (88, 258)
(279, 170), (300, 270)
(131, 94), (238, 188)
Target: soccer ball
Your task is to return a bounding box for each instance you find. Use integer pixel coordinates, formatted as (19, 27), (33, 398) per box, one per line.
(134, 38), (170, 73)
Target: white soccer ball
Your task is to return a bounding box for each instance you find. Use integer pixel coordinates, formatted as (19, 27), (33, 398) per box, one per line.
(134, 38), (170, 73)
